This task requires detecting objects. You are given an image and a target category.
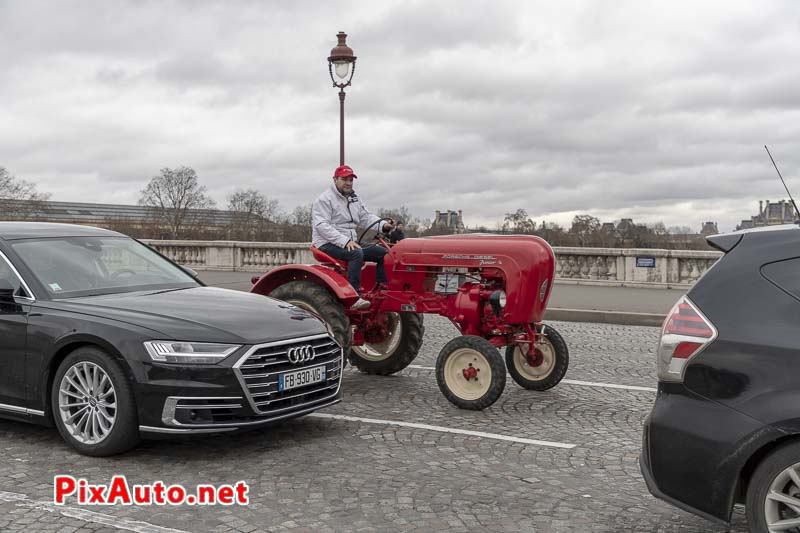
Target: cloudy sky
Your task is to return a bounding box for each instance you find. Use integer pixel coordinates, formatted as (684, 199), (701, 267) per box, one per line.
(2, 0), (800, 232)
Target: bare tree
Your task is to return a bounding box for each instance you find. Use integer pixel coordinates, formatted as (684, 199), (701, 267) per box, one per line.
(503, 208), (536, 234)
(227, 188), (280, 240)
(139, 166), (215, 238)
(570, 215), (602, 246)
(379, 205), (427, 236)
(0, 167), (51, 220)
(277, 203), (313, 242)
(291, 203), (312, 227)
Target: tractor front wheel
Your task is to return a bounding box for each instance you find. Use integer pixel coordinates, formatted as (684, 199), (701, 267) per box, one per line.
(350, 312), (424, 375)
(436, 336), (506, 410)
(506, 325), (569, 391)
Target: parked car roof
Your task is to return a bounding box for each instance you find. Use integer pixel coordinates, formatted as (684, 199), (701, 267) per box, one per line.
(0, 222), (123, 240)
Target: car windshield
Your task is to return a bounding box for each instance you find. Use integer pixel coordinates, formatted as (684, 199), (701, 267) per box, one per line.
(10, 236), (200, 298)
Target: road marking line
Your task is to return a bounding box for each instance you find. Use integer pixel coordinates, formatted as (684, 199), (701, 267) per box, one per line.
(406, 365), (656, 392)
(561, 379), (656, 392)
(308, 413), (576, 449)
(0, 490), (189, 533)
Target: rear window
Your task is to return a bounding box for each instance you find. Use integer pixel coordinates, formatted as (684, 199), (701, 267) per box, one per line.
(761, 257), (800, 301)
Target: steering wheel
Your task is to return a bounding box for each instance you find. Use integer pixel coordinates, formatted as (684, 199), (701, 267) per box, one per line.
(110, 269), (137, 280)
(357, 217), (394, 247)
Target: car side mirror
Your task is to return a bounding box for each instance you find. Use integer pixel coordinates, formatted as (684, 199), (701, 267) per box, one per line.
(181, 265), (199, 278)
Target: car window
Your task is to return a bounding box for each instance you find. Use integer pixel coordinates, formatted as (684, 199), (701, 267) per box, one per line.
(0, 252), (27, 297)
(762, 257), (800, 302)
(10, 236), (199, 298)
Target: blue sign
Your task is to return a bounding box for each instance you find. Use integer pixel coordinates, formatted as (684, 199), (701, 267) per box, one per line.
(636, 256), (656, 268)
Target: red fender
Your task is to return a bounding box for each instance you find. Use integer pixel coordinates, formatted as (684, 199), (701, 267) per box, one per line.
(250, 264), (359, 306)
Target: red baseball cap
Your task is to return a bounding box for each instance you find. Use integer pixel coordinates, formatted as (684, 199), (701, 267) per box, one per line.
(333, 165), (357, 178)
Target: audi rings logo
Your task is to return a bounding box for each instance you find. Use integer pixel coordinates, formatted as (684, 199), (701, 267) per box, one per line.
(287, 345), (316, 364)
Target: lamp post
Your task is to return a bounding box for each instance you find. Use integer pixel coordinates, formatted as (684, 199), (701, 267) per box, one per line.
(328, 31), (357, 166)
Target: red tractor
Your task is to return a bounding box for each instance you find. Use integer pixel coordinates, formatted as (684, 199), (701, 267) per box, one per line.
(251, 228), (568, 410)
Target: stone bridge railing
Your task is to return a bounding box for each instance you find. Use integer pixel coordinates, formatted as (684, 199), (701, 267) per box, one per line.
(141, 240), (723, 288)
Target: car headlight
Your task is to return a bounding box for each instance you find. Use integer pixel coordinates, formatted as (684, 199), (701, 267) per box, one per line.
(143, 341), (241, 364)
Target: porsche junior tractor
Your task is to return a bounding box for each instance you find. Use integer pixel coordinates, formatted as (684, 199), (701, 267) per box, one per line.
(251, 228), (568, 410)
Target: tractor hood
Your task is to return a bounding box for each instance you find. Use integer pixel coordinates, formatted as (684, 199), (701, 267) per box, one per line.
(389, 235), (556, 323)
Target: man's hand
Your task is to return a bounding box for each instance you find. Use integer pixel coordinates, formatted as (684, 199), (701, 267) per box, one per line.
(382, 218), (395, 233)
(345, 240), (361, 251)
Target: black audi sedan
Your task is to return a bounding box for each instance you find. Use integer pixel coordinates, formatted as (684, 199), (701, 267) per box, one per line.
(641, 224), (800, 532)
(0, 222), (342, 456)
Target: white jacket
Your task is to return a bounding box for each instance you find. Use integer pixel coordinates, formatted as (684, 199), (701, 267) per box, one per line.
(311, 183), (382, 248)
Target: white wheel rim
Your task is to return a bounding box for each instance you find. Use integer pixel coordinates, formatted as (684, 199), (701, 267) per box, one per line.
(443, 348), (492, 401)
(58, 362), (117, 445)
(351, 312), (403, 362)
(764, 461), (800, 532)
(512, 337), (556, 380)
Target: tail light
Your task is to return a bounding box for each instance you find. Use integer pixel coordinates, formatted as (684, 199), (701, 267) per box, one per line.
(657, 296), (717, 382)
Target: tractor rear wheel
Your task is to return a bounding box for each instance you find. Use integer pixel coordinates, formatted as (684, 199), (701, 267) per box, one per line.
(269, 281), (351, 366)
(349, 312), (424, 375)
(436, 336), (506, 410)
(506, 325), (569, 391)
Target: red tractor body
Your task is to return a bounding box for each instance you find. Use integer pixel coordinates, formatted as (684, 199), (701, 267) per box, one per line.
(252, 234), (567, 410)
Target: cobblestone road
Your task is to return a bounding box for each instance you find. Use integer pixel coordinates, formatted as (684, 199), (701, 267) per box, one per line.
(0, 318), (747, 532)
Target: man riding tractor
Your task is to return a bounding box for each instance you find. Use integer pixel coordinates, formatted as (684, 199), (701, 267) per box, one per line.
(254, 166), (568, 410)
(311, 165), (395, 311)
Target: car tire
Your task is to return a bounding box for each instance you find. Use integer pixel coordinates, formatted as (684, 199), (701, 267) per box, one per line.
(436, 335), (506, 410)
(350, 312), (424, 375)
(505, 325), (569, 391)
(746, 440), (800, 532)
(51, 347), (140, 457)
(269, 281), (351, 358)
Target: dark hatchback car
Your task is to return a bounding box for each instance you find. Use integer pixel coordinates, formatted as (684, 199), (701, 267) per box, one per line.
(0, 223), (343, 456)
(642, 224), (800, 532)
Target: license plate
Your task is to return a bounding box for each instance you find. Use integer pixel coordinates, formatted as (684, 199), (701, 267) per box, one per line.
(279, 365), (326, 392)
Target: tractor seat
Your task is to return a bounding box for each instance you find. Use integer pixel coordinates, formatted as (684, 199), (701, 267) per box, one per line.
(310, 246), (348, 269)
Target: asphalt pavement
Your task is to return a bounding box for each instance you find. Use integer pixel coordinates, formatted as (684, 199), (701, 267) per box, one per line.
(0, 316), (747, 532)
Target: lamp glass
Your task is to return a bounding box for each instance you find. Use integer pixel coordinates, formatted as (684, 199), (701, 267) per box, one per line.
(334, 61), (350, 79)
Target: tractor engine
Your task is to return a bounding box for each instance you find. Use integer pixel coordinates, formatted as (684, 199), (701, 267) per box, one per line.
(429, 267), (508, 336)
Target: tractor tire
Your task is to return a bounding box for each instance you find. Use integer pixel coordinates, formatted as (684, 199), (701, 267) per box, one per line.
(269, 281), (351, 362)
(350, 312), (424, 375)
(436, 335), (506, 410)
(506, 324), (569, 391)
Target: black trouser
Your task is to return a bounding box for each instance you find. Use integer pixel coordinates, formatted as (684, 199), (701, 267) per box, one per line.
(319, 243), (388, 294)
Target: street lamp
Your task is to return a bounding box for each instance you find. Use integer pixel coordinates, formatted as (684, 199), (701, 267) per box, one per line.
(328, 31), (357, 166)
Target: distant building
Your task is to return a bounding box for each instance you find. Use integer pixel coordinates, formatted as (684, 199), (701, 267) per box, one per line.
(616, 218), (637, 233)
(738, 200), (798, 230)
(700, 221), (718, 236)
(431, 210), (466, 234)
(0, 199), (279, 239)
(600, 222), (616, 233)
(0, 199), (235, 226)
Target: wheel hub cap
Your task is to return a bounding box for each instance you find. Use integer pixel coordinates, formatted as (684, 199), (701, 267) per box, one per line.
(526, 348), (544, 367)
(462, 366), (478, 380)
(444, 348), (492, 401)
(58, 361), (117, 445)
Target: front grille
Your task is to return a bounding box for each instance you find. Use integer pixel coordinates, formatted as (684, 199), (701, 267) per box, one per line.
(234, 334), (342, 415)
